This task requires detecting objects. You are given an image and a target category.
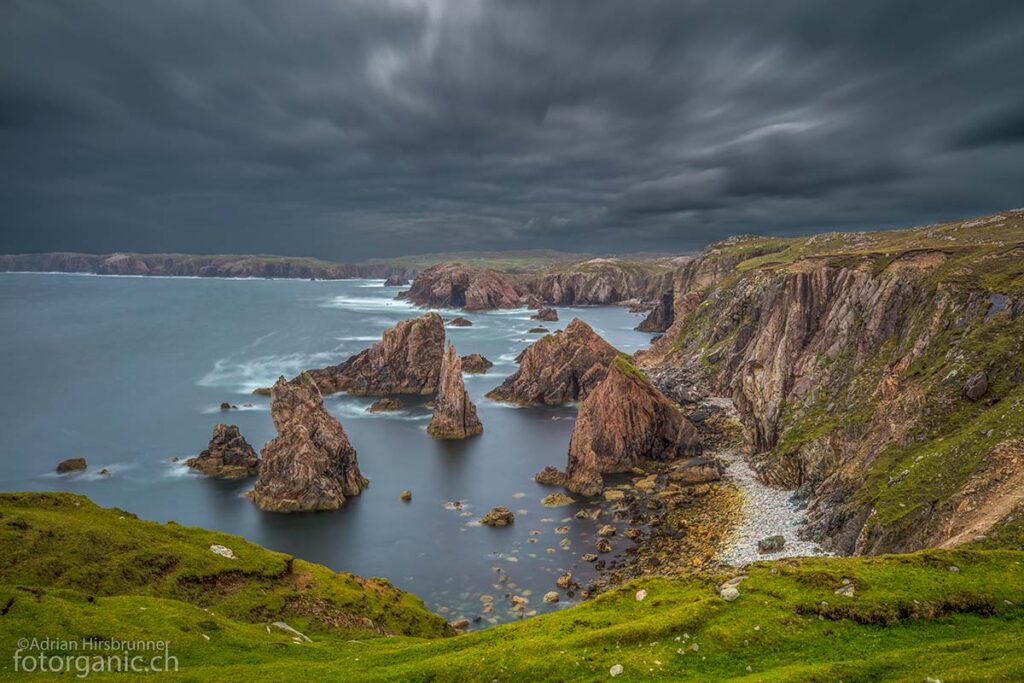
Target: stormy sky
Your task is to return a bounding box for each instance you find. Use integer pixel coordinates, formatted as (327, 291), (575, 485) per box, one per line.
(1, 1), (1022, 260)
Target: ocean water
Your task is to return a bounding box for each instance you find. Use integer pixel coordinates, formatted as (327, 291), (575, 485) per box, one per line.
(0, 273), (656, 626)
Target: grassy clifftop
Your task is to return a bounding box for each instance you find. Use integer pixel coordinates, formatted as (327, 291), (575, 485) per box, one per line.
(1, 493), (1022, 681)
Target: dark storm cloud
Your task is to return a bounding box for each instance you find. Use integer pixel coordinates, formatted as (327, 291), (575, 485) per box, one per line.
(1, 0), (1022, 259)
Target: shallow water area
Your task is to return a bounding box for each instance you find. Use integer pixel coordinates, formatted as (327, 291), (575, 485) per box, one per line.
(0, 272), (656, 625)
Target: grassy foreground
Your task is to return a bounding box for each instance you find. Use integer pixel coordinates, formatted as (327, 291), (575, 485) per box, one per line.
(1, 494), (1022, 681)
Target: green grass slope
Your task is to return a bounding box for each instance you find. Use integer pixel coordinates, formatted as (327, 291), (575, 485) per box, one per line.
(1, 494), (1022, 681)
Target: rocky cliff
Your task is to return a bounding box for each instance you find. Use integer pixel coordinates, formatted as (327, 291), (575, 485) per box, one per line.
(401, 263), (523, 310)
(525, 258), (677, 306)
(248, 374), (368, 512)
(187, 423), (259, 478)
(558, 357), (701, 495)
(639, 210), (1024, 554)
(303, 313), (446, 395)
(0, 252), (411, 280)
(486, 318), (619, 404)
(427, 343), (483, 439)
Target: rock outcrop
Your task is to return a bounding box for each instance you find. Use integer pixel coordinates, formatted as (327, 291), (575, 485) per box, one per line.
(248, 374), (368, 512)
(486, 319), (618, 405)
(479, 506), (514, 526)
(402, 263), (523, 310)
(369, 398), (403, 412)
(532, 307), (558, 322)
(460, 354), (493, 374)
(384, 274), (409, 286)
(640, 209), (1024, 555)
(525, 259), (677, 306)
(636, 291), (674, 332)
(56, 457), (87, 473)
(187, 424), (259, 478)
(303, 313), (446, 395)
(427, 344), (483, 439)
(560, 357), (701, 496)
(0, 252), (411, 281)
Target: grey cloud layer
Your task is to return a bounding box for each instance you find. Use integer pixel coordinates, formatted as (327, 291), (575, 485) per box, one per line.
(1, 0), (1022, 259)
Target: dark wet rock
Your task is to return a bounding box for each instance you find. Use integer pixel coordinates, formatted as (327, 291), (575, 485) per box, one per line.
(449, 317), (473, 327)
(247, 374), (368, 512)
(528, 327), (549, 333)
(56, 458), (87, 473)
(368, 398), (403, 413)
(596, 538), (612, 553)
(220, 402), (236, 411)
(964, 371), (989, 401)
(384, 274), (409, 287)
(636, 291), (674, 332)
(187, 424), (259, 478)
(428, 343), (483, 439)
(460, 353), (493, 374)
(531, 307), (558, 322)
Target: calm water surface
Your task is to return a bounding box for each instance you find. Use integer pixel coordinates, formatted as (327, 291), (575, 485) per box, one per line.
(0, 273), (656, 625)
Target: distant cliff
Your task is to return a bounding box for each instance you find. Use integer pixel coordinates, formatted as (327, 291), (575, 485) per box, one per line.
(0, 252), (413, 280)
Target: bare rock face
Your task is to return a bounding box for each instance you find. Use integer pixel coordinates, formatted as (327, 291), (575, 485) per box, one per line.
(526, 259), (673, 305)
(403, 263), (523, 310)
(368, 398), (403, 412)
(636, 291), (674, 332)
(486, 319), (619, 405)
(304, 313), (446, 395)
(56, 457), (87, 473)
(428, 344), (483, 439)
(531, 307), (559, 322)
(187, 424), (259, 478)
(460, 353), (493, 374)
(384, 274), (409, 286)
(561, 358), (701, 496)
(479, 506), (514, 526)
(248, 374), (368, 512)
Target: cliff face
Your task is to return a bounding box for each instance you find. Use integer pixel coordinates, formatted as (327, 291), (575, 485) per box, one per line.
(561, 357), (701, 496)
(427, 343), (483, 439)
(0, 252), (411, 280)
(401, 263), (523, 310)
(304, 313), (446, 395)
(640, 210), (1024, 554)
(526, 259), (676, 306)
(248, 374), (367, 512)
(486, 318), (619, 404)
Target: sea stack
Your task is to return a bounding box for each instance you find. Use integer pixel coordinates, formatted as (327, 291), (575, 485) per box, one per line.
(560, 356), (701, 496)
(186, 424), (259, 478)
(403, 263), (522, 310)
(301, 312), (446, 395)
(248, 373), (368, 512)
(427, 343), (483, 439)
(486, 318), (618, 405)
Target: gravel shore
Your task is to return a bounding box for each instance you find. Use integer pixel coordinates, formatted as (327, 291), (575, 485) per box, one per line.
(716, 447), (830, 566)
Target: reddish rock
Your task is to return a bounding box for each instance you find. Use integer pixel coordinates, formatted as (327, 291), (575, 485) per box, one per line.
(486, 319), (619, 405)
(460, 353), (493, 374)
(403, 263), (523, 310)
(56, 457), (87, 473)
(247, 374), (368, 512)
(187, 424), (259, 478)
(531, 307), (559, 322)
(561, 357), (701, 496)
(428, 344), (483, 439)
(635, 291), (674, 332)
(368, 398), (403, 412)
(303, 313), (446, 396)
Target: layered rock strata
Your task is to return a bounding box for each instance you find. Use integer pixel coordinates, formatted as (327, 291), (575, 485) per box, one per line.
(427, 344), (483, 439)
(187, 424), (259, 478)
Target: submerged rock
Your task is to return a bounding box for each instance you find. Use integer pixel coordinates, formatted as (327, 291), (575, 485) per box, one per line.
(187, 424), (259, 478)
(247, 374), (368, 512)
(427, 343), (483, 439)
(302, 312), (446, 396)
(487, 319), (619, 405)
(542, 493), (575, 507)
(531, 307), (559, 322)
(479, 506), (515, 526)
(560, 357), (701, 496)
(399, 489), (412, 502)
(460, 353), (493, 374)
(56, 457), (87, 473)
(368, 398), (403, 413)
(528, 326), (549, 333)
(449, 317), (473, 327)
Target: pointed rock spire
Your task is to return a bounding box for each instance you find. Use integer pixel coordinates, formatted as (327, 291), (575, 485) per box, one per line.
(428, 343), (483, 439)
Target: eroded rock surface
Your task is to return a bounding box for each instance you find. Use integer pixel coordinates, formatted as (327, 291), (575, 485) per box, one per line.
(561, 357), (701, 496)
(486, 319), (618, 405)
(460, 353), (493, 374)
(403, 263), (522, 310)
(427, 343), (483, 439)
(304, 313), (445, 395)
(248, 374), (368, 512)
(187, 424), (259, 478)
